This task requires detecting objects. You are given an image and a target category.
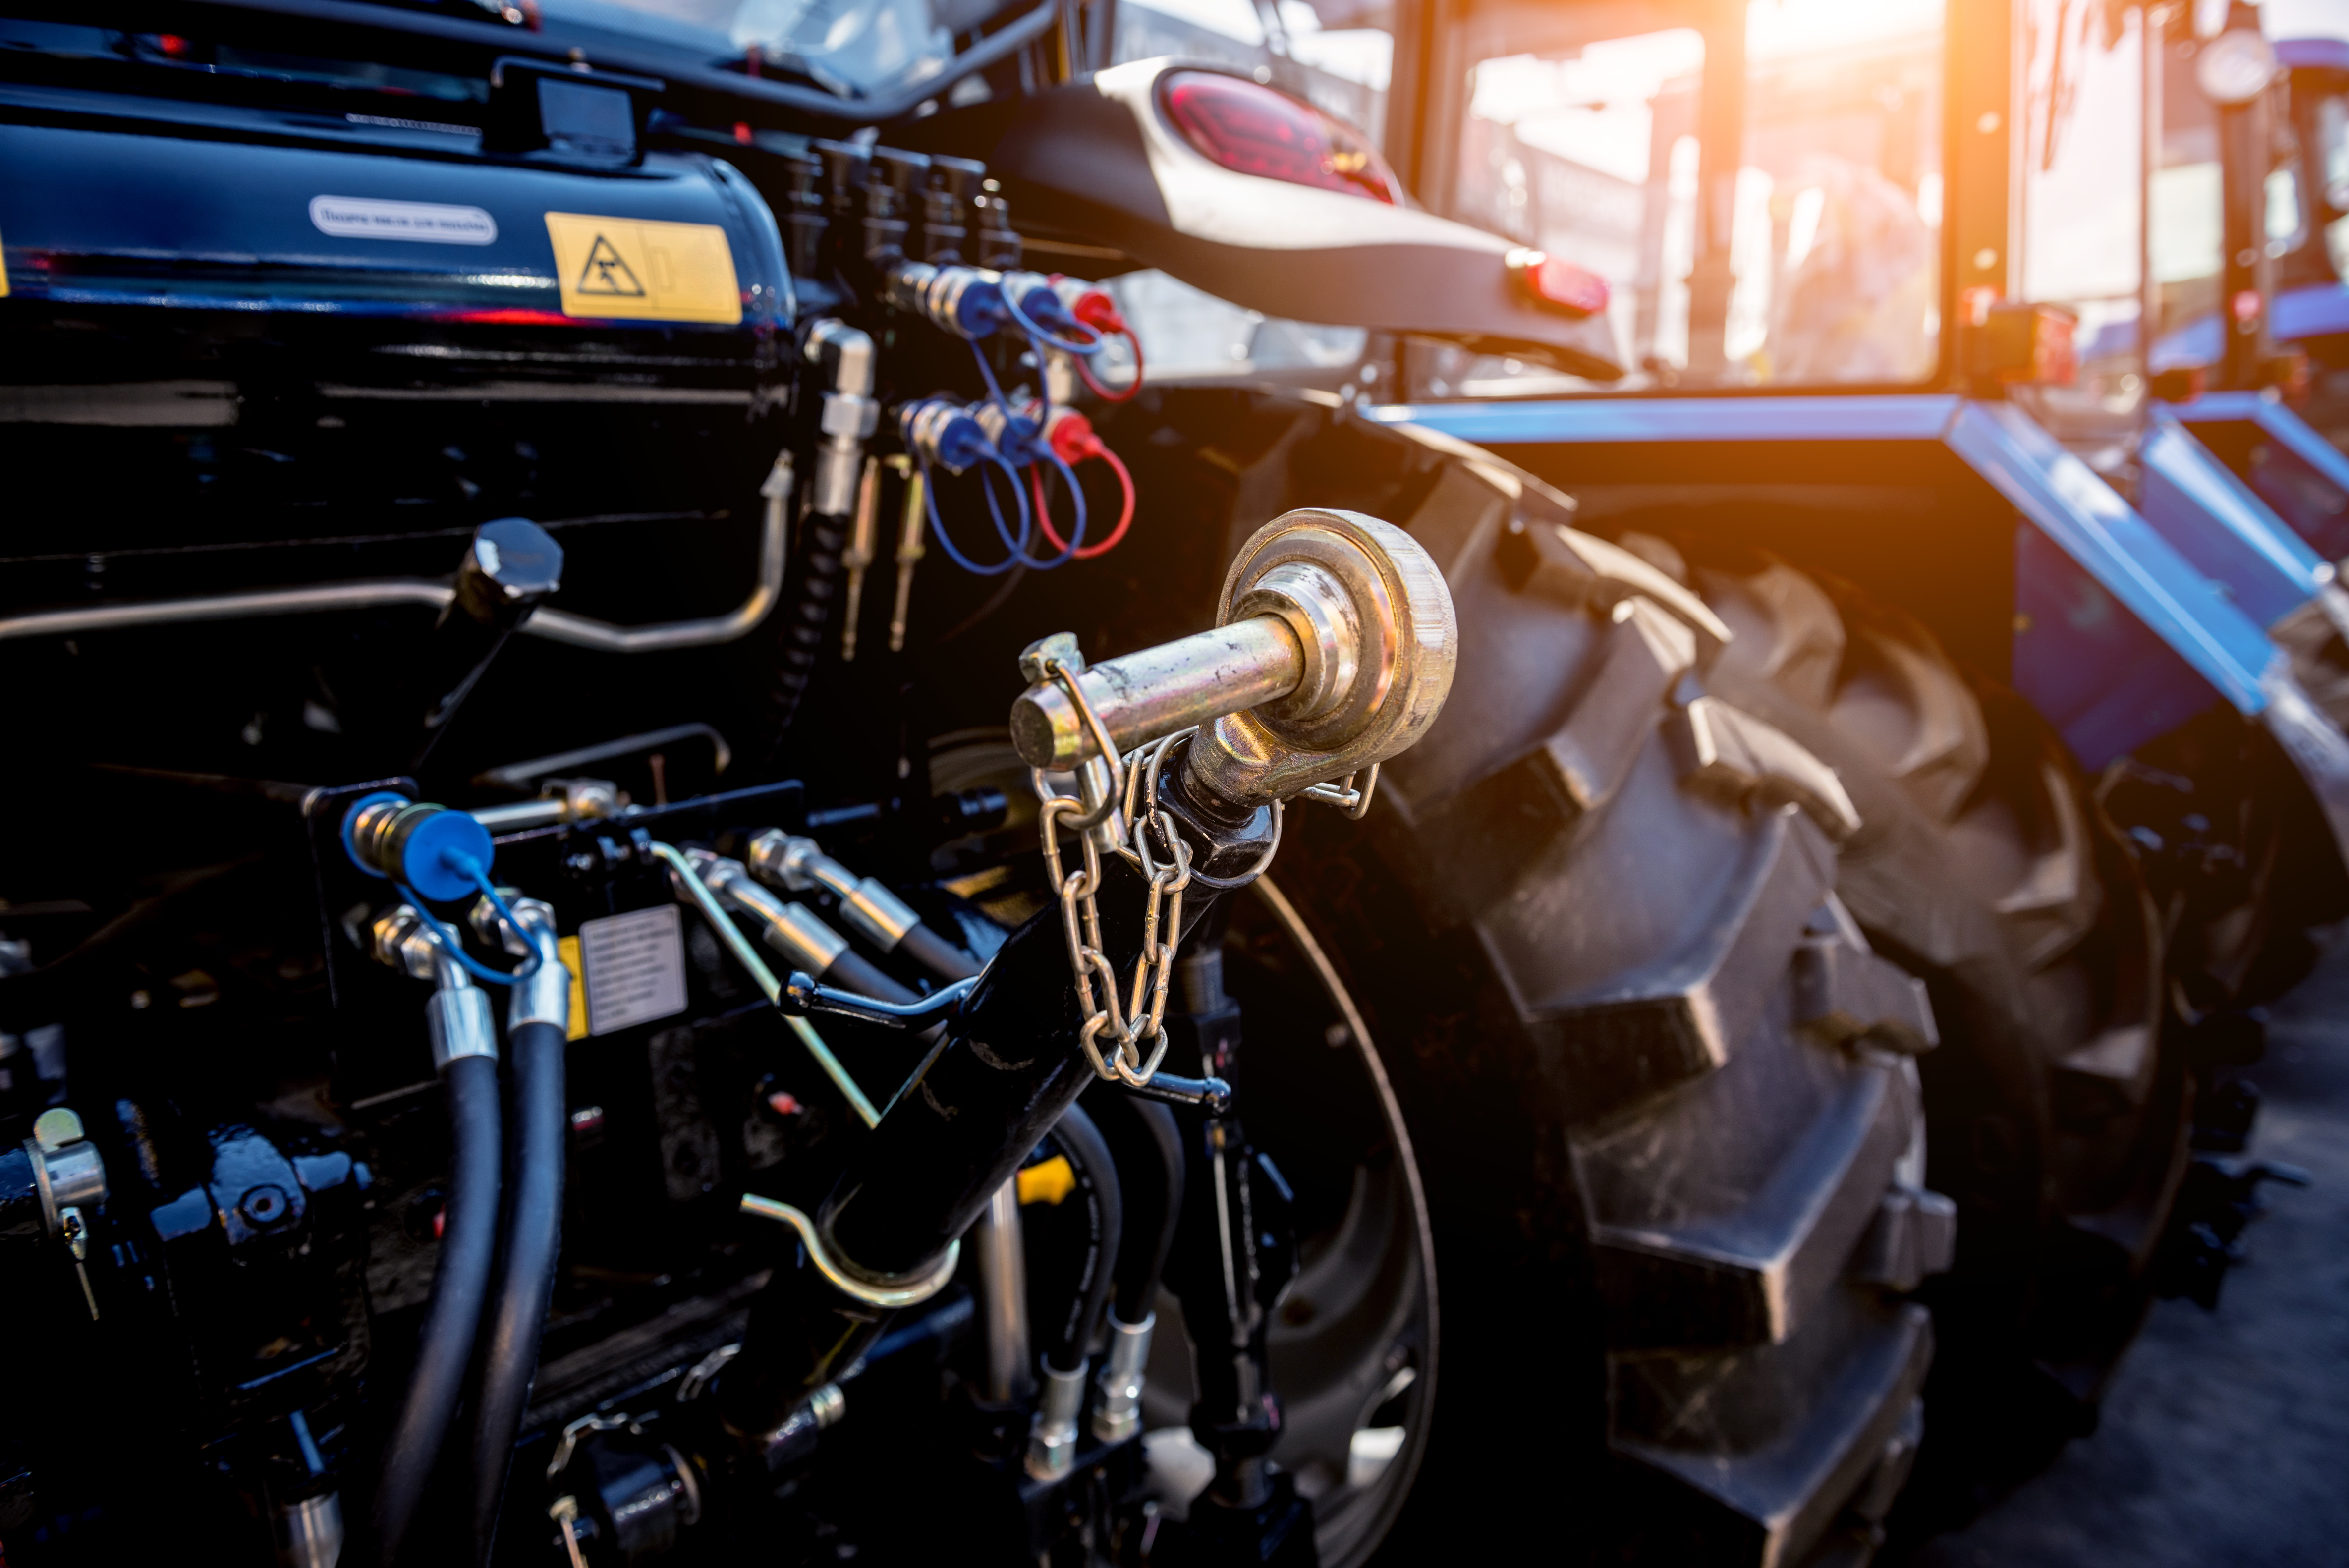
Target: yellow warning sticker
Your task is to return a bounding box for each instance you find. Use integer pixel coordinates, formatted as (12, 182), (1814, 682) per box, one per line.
(558, 934), (588, 1042)
(543, 212), (740, 325)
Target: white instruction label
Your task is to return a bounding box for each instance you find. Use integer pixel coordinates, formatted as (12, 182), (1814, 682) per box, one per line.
(578, 904), (688, 1036)
(309, 195), (498, 245)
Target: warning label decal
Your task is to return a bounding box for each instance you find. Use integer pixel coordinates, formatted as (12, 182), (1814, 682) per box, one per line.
(577, 904), (688, 1036)
(544, 212), (740, 324)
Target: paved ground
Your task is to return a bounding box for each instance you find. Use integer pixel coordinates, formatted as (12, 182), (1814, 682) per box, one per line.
(1911, 934), (2349, 1568)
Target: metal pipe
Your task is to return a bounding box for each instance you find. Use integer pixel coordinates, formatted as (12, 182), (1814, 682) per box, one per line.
(466, 798), (570, 834)
(468, 779), (620, 834)
(0, 481), (787, 650)
(1009, 616), (1305, 770)
(973, 1180), (1033, 1405)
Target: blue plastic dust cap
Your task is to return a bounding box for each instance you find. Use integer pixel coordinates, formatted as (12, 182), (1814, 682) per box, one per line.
(400, 809), (497, 904)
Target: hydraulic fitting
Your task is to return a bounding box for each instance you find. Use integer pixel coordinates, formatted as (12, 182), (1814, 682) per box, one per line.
(744, 832), (921, 953)
(682, 849), (853, 977)
(372, 905), (499, 1071)
(999, 270), (1079, 336)
(470, 893), (569, 1032)
(863, 147), (928, 264)
(1026, 1360), (1088, 1482)
(882, 260), (1009, 339)
(811, 138), (868, 220)
(804, 320), (880, 517)
(1009, 509), (1457, 806)
(921, 155), (987, 262)
(971, 397), (1048, 467)
(779, 150), (829, 278)
(1091, 1312), (1154, 1444)
(974, 181), (1022, 268)
(900, 396), (997, 474)
(344, 793), (500, 902)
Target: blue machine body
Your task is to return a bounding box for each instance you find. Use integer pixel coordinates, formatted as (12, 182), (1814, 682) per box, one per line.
(1369, 393), (2293, 771)
(2171, 392), (2349, 567)
(2135, 406), (2334, 629)
(0, 108), (790, 333)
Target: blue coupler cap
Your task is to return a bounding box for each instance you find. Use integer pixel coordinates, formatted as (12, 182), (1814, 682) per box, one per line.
(342, 793), (497, 903)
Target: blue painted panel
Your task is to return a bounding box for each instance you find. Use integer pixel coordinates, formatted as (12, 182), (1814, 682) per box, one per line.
(1380, 390), (2276, 759)
(2151, 282), (2349, 367)
(1364, 394), (1963, 445)
(2135, 412), (2331, 627)
(2174, 392), (2349, 561)
(1944, 402), (2276, 732)
(2012, 525), (2221, 770)
(2280, 37), (2349, 72)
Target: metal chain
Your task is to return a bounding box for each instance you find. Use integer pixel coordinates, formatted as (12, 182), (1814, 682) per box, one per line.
(1030, 649), (1389, 1082)
(1031, 661), (1198, 1089)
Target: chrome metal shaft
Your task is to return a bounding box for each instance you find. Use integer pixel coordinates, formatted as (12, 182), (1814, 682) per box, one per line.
(973, 1181), (1033, 1403)
(1009, 615), (1304, 771)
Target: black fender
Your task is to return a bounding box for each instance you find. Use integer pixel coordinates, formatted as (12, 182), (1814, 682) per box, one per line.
(896, 58), (1624, 379)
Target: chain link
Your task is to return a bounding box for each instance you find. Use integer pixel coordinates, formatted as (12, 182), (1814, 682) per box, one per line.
(1031, 650), (1395, 1083)
(1032, 661), (1199, 1089)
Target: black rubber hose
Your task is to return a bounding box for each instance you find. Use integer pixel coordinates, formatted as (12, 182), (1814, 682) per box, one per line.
(767, 506), (850, 749)
(1086, 1091), (1185, 1322)
(374, 1053), (502, 1568)
(1040, 1102), (1122, 1370)
(898, 921), (983, 982)
(823, 946), (919, 1004)
(465, 1019), (567, 1565)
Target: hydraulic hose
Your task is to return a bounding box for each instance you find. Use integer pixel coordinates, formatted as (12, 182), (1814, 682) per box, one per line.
(1084, 1091), (1181, 1448)
(1088, 1092), (1184, 1321)
(465, 1017), (567, 1563)
(898, 921), (983, 982)
(1038, 1102), (1121, 1373)
(374, 1053), (501, 1567)
(828, 946), (920, 1004)
(771, 321), (878, 750)
(768, 505), (850, 743)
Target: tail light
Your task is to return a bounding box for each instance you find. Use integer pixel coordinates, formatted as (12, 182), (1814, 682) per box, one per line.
(1506, 248), (1610, 317)
(1960, 289), (2077, 386)
(1158, 70), (1400, 205)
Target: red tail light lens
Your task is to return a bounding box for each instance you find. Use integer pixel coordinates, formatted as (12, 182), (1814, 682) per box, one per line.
(1960, 291), (2079, 386)
(1159, 71), (1399, 205)
(1506, 249), (1610, 317)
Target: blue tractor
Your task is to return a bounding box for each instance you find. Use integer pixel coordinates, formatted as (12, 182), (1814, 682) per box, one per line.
(0, 0), (2335, 1563)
